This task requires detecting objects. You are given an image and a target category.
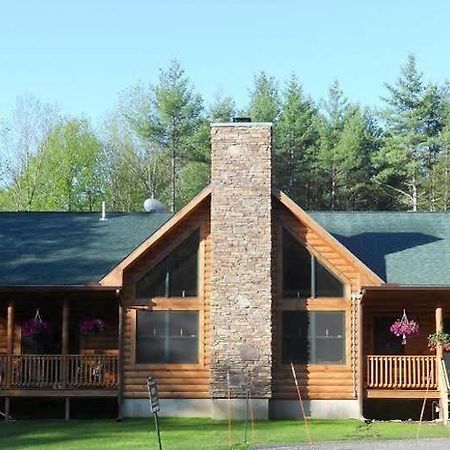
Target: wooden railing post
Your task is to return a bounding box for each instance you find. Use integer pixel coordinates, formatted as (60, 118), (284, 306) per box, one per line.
(61, 298), (70, 388)
(6, 301), (14, 391)
(436, 307), (448, 424)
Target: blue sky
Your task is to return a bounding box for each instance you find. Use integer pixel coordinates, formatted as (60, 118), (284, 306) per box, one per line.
(1, 0), (450, 121)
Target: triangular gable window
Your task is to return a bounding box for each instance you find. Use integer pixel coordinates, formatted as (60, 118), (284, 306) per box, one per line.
(283, 229), (344, 298)
(136, 230), (199, 299)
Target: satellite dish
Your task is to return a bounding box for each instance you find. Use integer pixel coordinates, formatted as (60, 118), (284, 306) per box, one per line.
(144, 198), (166, 213)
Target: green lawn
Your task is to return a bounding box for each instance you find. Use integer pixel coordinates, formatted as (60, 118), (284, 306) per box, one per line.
(0, 418), (450, 450)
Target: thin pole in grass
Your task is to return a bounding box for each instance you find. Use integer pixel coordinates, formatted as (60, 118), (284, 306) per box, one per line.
(290, 362), (316, 450)
(249, 376), (255, 440)
(417, 367), (434, 439)
(227, 371), (232, 449)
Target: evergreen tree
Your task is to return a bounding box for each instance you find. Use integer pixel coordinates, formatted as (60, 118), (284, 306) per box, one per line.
(248, 72), (280, 122)
(127, 60), (205, 212)
(273, 75), (321, 208)
(318, 81), (349, 209)
(376, 55), (446, 210)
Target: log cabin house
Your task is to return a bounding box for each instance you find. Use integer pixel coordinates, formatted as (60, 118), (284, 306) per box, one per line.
(1, 121), (450, 421)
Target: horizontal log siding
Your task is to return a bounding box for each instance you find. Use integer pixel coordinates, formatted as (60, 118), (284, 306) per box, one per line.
(122, 203), (211, 399)
(272, 202), (365, 400)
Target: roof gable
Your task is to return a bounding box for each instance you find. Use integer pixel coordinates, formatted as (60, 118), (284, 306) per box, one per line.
(274, 189), (384, 289)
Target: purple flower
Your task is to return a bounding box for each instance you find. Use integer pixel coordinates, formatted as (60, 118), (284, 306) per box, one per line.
(22, 318), (52, 337)
(79, 318), (105, 335)
(390, 318), (419, 344)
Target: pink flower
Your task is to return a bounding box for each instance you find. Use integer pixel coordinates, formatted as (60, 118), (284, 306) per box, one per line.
(79, 318), (105, 335)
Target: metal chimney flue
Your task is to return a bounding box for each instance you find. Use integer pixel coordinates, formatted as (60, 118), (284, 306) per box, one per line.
(100, 201), (107, 221)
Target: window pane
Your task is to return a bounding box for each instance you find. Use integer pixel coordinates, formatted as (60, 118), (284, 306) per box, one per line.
(315, 338), (345, 363)
(170, 337), (198, 363)
(315, 312), (344, 338)
(170, 232), (199, 297)
(136, 230), (199, 299)
(282, 311), (310, 363)
(136, 337), (166, 364)
(137, 311), (166, 337)
(135, 311), (199, 364)
(169, 311), (198, 337)
(283, 230), (311, 298)
(314, 312), (345, 364)
(315, 259), (344, 297)
(136, 261), (167, 299)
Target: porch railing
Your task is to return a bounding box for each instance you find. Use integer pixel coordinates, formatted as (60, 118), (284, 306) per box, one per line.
(0, 355), (118, 390)
(367, 355), (437, 389)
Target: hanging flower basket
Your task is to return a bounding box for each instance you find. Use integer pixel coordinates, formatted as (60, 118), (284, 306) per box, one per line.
(428, 330), (450, 352)
(79, 318), (105, 335)
(22, 309), (52, 338)
(390, 309), (419, 345)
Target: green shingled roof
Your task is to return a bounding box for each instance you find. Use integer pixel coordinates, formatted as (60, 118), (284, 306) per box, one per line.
(310, 212), (450, 285)
(0, 212), (171, 285)
(2, 209), (450, 287)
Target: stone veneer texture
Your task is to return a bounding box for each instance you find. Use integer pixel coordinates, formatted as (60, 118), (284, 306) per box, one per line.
(210, 123), (273, 399)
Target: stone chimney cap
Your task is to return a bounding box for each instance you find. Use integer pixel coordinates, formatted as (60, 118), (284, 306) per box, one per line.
(211, 122), (272, 127)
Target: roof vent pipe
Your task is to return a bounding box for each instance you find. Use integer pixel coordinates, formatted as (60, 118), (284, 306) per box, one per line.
(100, 201), (107, 221)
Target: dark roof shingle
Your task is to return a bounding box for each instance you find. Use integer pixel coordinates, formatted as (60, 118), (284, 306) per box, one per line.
(310, 212), (450, 285)
(0, 212), (171, 285)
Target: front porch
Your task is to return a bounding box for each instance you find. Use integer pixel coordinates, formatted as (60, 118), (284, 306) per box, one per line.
(0, 354), (118, 395)
(362, 286), (450, 420)
(0, 287), (122, 420)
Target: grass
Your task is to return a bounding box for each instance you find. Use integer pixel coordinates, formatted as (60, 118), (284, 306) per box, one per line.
(0, 418), (450, 450)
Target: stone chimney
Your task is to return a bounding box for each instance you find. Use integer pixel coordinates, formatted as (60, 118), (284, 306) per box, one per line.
(210, 122), (273, 419)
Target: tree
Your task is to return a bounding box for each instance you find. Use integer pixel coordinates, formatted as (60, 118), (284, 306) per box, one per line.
(273, 75), (321, 208)
(248, 72), (280, 122)
(33, 118), (103, 211)
(0, 94), (60, 210)
(209, 93), (236, 122)
(376, 55), (446, 210)
(127, 60), (205, 212)
(318, 81), (349, 209)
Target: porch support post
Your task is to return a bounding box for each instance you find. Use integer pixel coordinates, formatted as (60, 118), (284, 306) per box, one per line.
(64, 397), (70, 422)
(6, 300), (14, 356)
(357, 294), (364, 419)
(436, 306), (448, 424)
(62, 298), (69, 355)
(4, 397), (10, 423)
(6, 301), (15, 393)
(117, 289), (124, 421)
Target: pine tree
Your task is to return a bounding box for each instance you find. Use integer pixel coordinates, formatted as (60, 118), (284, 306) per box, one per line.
(318, 81), (349, 209)
(377, 55), (446, 211)
(127, 60), (205, 212)
(273, 75), (321, 208)
(248, 72), (280, 122)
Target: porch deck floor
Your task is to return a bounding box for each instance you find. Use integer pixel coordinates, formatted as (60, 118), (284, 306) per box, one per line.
(366, 389), (440, 399)
(0, 389), (118, 397)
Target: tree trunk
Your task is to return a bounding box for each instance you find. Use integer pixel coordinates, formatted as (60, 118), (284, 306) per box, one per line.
(171, 144), (176, 213)
(411, 177), (418, 212)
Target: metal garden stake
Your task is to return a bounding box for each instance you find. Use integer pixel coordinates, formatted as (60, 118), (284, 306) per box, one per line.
(147, 377), (163, 450)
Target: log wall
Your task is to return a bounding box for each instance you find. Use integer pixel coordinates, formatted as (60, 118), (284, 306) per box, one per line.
(121, 202), (211, 399)
(272, 202), (366, 400)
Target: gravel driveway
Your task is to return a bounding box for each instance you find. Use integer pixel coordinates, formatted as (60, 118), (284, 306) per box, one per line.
(253, 438), (450, 449)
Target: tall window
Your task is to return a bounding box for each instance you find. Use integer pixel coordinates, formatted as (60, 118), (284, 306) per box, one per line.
(283, 229), (344, 298)
(136, 310), (199, 364)
(282, 311), (345, 364)
(136, 230), (199, 299)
